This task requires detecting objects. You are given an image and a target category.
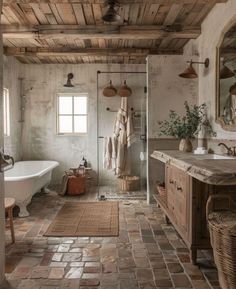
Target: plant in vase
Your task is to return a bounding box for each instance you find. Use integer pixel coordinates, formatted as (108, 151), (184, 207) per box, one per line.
(158, 101), (216, 152)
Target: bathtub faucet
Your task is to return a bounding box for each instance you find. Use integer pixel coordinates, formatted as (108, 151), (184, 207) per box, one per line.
(0, 148), (14, 172)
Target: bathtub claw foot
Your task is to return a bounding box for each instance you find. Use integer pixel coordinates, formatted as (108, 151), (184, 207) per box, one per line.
(18, 205), (30, 218)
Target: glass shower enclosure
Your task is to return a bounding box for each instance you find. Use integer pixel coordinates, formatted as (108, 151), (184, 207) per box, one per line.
(97, 70), (147, 200)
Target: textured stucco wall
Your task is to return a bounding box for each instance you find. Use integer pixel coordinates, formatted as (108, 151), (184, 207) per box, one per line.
(20, 63), (146, 184)
(184, 0), (236, 140)
(3, 56), (22, 161)
(147, 55), (198, 139)
(147, 55), (198, 201)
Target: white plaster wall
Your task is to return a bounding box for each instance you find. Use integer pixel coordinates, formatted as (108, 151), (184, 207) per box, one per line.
(3, 56), (22, 161)
(184, 0), (236, 140)
(20, 63), (146, 184)
(147, 55), (198, 138)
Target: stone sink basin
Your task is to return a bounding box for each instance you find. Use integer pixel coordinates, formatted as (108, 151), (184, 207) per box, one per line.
(197, 154), (235, 160)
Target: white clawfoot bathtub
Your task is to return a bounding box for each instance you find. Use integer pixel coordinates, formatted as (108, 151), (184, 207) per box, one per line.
(4, 160), (59, 217)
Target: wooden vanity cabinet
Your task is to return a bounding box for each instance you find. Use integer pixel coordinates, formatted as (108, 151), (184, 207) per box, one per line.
(157, 164), (211, 264)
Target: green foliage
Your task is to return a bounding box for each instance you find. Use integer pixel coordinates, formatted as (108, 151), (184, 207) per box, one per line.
(159, 101), (216, 139)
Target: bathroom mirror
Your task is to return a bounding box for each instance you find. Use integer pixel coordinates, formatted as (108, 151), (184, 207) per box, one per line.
(216, 23), (236, 131)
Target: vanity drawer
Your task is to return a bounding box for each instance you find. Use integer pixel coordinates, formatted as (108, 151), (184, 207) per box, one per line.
(166, 164), (190, 237)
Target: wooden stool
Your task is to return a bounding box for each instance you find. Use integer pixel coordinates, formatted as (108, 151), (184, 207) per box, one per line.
(5, 198), (16, 243)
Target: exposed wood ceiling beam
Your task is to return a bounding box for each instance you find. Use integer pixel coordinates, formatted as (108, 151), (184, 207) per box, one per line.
(4, 47), (183, 57)
(2, 24), (201, 40)
(3, 0), (228, 4)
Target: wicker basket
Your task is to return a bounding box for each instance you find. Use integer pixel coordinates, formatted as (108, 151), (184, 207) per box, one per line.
(207, 195), (236, 289)
(156, 183), (166, 197)
(118, 175), (140, 191)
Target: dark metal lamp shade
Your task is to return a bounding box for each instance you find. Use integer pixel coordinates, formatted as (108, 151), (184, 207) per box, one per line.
(102, 1), (121, 23)
(179, 64), (198, 79)
(64, 73), (74, 87)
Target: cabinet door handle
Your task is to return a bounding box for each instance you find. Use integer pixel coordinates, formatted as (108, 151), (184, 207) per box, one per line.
(169, 180), (174, 184)
(177, 186), (182, 191)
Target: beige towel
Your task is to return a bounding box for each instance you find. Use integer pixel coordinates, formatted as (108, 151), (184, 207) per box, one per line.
(103, 137), (112, 170)
(111, 137), (118, 170)
(114, 97), (135, 176)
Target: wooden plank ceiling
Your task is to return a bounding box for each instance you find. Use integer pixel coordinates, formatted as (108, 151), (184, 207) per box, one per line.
(2, 0), (227, 64)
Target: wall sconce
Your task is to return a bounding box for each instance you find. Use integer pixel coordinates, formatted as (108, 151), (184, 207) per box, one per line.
(64, 73), (74, 87)
(179, 58), (210, 79)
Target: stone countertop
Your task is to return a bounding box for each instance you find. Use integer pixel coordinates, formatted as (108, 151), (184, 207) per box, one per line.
(151, 150), (236, 185)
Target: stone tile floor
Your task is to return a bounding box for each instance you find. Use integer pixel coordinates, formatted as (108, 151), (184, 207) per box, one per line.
(4, 190), (221, 289)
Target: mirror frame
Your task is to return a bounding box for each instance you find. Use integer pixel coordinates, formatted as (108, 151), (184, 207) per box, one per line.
(216, 23), (236, 131)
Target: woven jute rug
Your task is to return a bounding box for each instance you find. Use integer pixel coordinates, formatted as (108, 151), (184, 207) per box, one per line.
(44, 201), (119, 237)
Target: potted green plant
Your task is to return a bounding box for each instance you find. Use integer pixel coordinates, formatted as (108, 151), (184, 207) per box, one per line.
(158, 101), (216, 152)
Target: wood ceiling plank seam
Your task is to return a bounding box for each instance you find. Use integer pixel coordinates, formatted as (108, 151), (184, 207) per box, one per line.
(182, 1), (202, 25)
(92, 4), (103, 25)
(191, 2), (215, 26)
(10, 4), (30, 25)
(135, 3), (146, 25)
(128, 3), (139, 25)
(91, 38), (99, 48)
(56, 3), (77, 24)
(2, 6), (21, 24)
(49, 3), (64, 24)
(8, 4), (28, 24)
(174, 38), (189, 50)
(28, 38), (43, 47)
(98, 38), (106, 48)
(153, 4), (169, 25)
(82, 3), (95, 25)
(3, 39), (16, 47)
(175, 3), (195, 23)
(20, 3), (39, 25)
(40, 3), (58, 24)
(158, 36), (173, 49)
(30, 3), (49, 24)
(142, 3), (160, 25)
(72, 3), (86, 25)
(1, 14), (10, 24)
(163, 3), (184, 26)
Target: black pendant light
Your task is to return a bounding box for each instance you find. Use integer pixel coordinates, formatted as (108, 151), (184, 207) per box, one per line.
(64, 73), (74, 87)
(102, 0), (121, 23)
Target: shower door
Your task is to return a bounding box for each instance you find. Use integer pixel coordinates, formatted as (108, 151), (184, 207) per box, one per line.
(97, 71), (147, 200)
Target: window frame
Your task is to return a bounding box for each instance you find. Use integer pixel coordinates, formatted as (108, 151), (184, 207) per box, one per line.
(56, 93), (88, 135)
(3, 88), (10, 137)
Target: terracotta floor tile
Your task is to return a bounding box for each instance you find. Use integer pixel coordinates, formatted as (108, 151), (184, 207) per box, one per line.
(5, 191), (218, 289)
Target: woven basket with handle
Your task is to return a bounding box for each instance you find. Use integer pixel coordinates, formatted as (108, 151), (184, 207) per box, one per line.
(207, 194), (236, 289)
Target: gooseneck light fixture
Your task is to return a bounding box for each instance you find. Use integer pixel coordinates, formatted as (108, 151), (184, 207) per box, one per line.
(179, 58), (210, 79)
(64, 73), (74, 87)
(102, 0), (121, 23)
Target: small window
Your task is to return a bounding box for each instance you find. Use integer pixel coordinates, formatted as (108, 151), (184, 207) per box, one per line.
(3, 88), (10, 136)
(57, 93), (88, 134)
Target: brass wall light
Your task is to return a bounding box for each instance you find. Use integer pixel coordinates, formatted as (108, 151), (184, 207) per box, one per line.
(64, 73), (74, 87)
(179, 58), (210, 79)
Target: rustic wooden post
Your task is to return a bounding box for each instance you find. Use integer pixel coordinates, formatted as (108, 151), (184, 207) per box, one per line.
(0, 0), (6, 285)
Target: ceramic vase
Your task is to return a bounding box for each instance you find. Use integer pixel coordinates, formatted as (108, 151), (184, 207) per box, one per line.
(179, 138), (193, 152)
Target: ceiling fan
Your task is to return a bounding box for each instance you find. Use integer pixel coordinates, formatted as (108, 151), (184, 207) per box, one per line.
(102, 0), (121, 23)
